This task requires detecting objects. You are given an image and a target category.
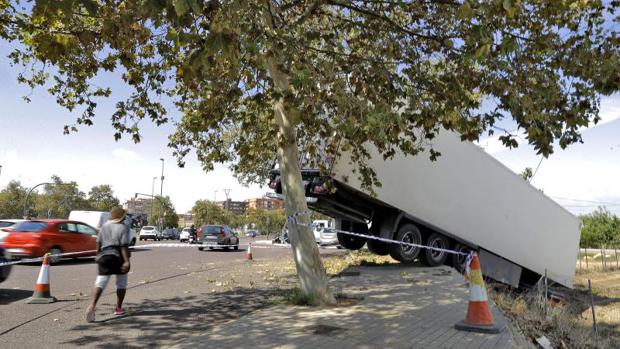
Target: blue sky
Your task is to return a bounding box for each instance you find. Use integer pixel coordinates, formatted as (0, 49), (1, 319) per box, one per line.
(0, 43), (619, 215)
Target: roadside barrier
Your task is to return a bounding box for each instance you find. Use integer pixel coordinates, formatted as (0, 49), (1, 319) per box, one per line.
(455, 252), (503, 334)
(26, 253), (57, 304)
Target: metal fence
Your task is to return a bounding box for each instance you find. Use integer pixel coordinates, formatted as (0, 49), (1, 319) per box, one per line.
(577, 246), (620, 271)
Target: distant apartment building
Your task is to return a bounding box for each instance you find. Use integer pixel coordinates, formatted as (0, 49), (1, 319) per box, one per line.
(124, 197), (154, 217)
(178, 212), (194, 227)
(217, 199), (246, 215)
(245, 197), (284, 211)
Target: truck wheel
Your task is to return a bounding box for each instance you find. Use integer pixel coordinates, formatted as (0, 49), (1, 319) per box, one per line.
(420, 233), (449, 267)
(450, 243), (471, 272)
(389, 224), (422, 264)
(367, 239), (389, 256)
(337, 233), (366, 250)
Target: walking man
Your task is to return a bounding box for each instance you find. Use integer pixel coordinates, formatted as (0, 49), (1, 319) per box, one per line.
(86, 206), (131, 322)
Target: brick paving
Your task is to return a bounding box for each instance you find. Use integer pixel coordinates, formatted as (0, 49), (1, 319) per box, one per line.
(171, 265), (517, 349)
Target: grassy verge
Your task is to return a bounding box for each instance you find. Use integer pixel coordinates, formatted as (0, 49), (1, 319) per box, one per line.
(491, 267), (620, 349)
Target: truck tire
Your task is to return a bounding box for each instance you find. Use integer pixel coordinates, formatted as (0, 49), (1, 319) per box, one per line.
(420, 233), (449, 267)
(367, 239), (389, 256)
(450, 243), (472, 272)
(389, 224), (422, 264)
(337, 220), (367, 250)
(337, 232), (366, 250)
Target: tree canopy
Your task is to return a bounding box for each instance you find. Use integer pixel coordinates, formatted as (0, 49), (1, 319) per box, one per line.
(1, 1), (617, 187)
(87, 184), (120, 212)
(150, 195), (179, 228)
(0, 180), (29, 218)
(0, 177), (121, 219)
(580, 207), (620, 248)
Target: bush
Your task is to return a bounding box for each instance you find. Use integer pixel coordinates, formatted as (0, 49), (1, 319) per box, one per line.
(580, 207), (620, 248)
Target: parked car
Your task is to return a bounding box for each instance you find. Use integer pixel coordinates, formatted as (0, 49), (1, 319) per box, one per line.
(180, 227), (192, 242)
(162, 228), (176, 240)
(139, 226), (161, 241)
(0, 219), (26, 230)
(0, 222), (19, 282)
(197, 225), (239, 251)
(245, 230), (258, 238)
(312, 220), (330, 243)
(319, 228), (341, 247)
(0, 246), (10, 283)
(3, 220), (98, 264)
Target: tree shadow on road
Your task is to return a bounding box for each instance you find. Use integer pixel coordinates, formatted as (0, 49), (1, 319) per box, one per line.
(61, 287), (281, 348)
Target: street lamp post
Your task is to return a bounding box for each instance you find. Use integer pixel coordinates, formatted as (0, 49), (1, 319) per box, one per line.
(159, 158), (165, 232)
(150, 176), (157, 223)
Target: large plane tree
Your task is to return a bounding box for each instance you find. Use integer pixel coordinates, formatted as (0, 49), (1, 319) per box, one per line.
(1, 0), (618, 304)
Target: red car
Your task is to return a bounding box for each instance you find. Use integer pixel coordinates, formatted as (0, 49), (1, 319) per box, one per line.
(4, 219), (98, 263)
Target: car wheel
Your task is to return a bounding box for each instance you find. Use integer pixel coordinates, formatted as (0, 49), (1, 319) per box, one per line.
(198, 247), (204, 251)
(367, 239), (389, 256)
(48, 247), (63, 264)
(208, 247), (214, 250)
(419, 233), (449, 267)
(389, 224), (422, 264)
(130, 238), (136, 246)
(234, 245), (239, 251)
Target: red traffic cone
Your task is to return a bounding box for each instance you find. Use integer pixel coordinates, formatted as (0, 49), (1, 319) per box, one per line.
(455, 252), (503, 333)
(27, 253), (57, 304)
(246, 243), (253, 260)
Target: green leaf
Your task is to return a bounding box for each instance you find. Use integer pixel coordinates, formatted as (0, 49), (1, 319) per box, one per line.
(173, 0), (189, 17)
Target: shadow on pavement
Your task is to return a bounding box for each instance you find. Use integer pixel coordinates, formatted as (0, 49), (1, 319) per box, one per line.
(0, 288), (32, 305)
(62, 287), (281, 348)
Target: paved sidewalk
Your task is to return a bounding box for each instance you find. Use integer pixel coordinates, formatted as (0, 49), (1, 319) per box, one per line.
(171, 265), (518, 349)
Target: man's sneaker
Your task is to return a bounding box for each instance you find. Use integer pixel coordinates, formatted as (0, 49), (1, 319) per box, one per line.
(114, 307), (126, 316)
(86, 306), (96, 323)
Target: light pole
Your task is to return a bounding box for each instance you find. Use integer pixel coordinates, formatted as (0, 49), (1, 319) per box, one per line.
(150, 176), (157, 223)
(23, 182), (69, 218)
(159, 158), (165, 232)
(223, 188), (231, 211)
(213, 189), (218, 202)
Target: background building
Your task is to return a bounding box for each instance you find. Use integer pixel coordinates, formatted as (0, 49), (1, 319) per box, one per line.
(217, 199), (246, 215)
(124, 197), (153, 217)
(177, 212), (194, 227)
(245, 197), (284, 211)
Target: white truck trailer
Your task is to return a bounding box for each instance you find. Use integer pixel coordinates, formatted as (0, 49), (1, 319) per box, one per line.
(269, 131), (581, 288)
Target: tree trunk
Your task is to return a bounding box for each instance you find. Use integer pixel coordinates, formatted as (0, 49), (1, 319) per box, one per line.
(263, 53), (335, 307)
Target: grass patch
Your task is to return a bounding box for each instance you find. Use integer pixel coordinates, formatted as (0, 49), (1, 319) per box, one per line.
(323, 249), (398, 276)
(273, 287), (316, 306)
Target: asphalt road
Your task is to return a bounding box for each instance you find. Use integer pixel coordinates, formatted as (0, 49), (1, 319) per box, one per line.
(0, 238), (343, 348)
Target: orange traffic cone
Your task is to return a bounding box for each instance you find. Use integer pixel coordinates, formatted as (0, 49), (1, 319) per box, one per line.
(246, 243), (253, 260)
(455, 252), (503, 333)
(27, 253), (57, 304)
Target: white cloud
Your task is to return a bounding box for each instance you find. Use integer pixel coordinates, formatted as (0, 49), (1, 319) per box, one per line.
(596, 96), (620, 127)
(477, 94), (620, 155)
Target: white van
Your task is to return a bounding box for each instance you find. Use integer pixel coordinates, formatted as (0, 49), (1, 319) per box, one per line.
(69, 210), (136, 245)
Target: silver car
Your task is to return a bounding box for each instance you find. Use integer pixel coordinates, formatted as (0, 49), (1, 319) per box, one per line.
(198, 225), (239, 251)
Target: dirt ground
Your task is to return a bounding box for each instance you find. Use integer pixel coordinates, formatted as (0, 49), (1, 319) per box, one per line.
(491, 263), (620, 349)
